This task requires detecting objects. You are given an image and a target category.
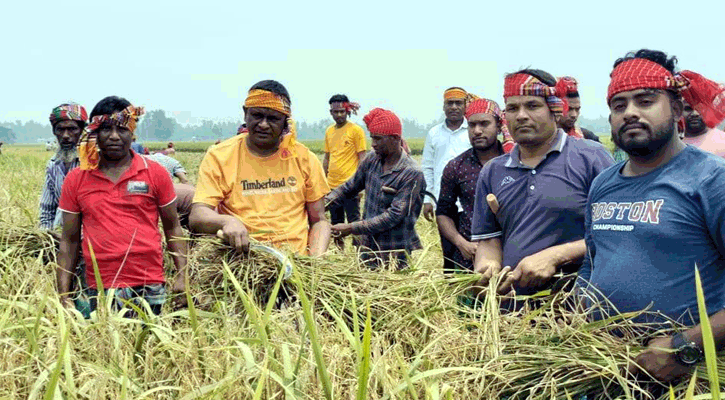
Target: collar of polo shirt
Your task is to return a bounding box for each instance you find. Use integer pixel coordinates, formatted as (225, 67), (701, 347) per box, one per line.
(504, 129), (567, 169)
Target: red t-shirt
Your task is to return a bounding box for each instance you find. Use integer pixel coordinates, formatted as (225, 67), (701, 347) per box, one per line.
(58, 153), (177, 289)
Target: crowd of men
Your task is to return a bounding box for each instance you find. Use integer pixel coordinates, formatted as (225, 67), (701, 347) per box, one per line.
(36, 48), (725, 386)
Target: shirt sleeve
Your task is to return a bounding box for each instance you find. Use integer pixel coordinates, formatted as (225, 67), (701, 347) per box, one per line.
(151, 162), (177, 207)
(171, 158), (186, 175)
(38, 162), (58, 229)
(351, 168), (425, 236)
(435, 159), (458, 219)
(421, 128), (436, 205)
(578, 192), (596, 283)
(353, 125), (367, 152)
(57, 169), (80, 214)
(700, 168), (725, 262)
(470, 164), (502, 241)
(302, 149), (330, 202)
(193, 148), (229, 208)
(323, 126), (331, 153)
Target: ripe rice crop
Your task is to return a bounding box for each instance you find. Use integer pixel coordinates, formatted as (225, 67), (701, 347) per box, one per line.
(0, 145), (721, 399)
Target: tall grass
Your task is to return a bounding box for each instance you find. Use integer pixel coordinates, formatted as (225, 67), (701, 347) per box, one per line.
(0, 146), (722, 399)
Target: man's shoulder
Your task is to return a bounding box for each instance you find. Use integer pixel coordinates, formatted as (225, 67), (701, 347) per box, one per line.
(682, 146), (725, 179)
(427, 122), (446, 136)
(446, 148), (473, 168)
(566, 135), (611, 157)
(207, 135), (244, 159)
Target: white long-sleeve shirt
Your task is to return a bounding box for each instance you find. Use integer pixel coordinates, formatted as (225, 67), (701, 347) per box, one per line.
(421, 120), (470, 208)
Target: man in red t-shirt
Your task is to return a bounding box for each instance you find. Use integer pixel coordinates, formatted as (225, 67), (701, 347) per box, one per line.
(57, 96), (188, 315)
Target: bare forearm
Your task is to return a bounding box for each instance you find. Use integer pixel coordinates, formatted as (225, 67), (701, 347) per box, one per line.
(165, 225), (188, 275)
(474, 238), (503, 274)
(436, 215), (465, 246)
(189, 205), (239, 234)
(684, 309), (725, 350)
(541, 239), (586, 269)
(323, 154), (329, 175)
(57, 240), (79, 296)
(308, 220), (331, 256)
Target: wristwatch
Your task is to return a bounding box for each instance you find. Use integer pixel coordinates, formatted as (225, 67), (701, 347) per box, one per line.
(671, 332), (704, 366)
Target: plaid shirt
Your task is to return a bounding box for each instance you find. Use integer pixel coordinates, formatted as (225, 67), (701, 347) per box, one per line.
(39, 155), (79, 229)
(327, 152), (425, 253)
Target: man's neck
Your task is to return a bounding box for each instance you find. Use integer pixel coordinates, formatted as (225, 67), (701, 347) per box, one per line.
(99, 152), (133, 181)
(246, 139), (279, 157)
(622, 137), (686, 177)
(517, 132), (558, 168)
(684, 127), (708, 138)
(474, 143), (502, 165)
(445, 118), (464, 131)
(336, 120), (348, 129)
(381, 150), (403, 172)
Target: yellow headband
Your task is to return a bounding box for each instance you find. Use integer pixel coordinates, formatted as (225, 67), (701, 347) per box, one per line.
(244, 89), (291, 116)
(444, 88), (467, 100)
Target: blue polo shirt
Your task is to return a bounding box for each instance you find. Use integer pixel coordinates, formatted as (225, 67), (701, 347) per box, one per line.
(580, 146), (725, 326)
(471, 130), (613, 293)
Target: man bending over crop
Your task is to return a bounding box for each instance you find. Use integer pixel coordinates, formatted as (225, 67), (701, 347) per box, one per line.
(57, 96), (188, 315)
(326, 108), (425, 269)
(190, 80), (331, 256)
(579, 49), (725, 383)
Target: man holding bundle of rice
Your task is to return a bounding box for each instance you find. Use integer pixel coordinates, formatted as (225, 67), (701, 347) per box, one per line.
(472, 69), (613, 297)
(580, 49), (725, 383)
(190, 80), (331, 256)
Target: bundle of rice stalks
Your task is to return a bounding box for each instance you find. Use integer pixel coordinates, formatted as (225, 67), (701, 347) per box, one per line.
(0, 225), (57, 264)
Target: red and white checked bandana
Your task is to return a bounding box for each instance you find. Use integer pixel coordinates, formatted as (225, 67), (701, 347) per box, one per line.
(608, 58), (725, 128)
(555, 76), (579, 97)
(331, 101), (361, 115)
(504, 73), (566, 115)
(363, 108), (402, 136)
(465, 98), (515, 153)
(49, 103), (88, 126)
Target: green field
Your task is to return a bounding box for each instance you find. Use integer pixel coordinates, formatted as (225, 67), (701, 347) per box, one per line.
(1, 142), (722, 400)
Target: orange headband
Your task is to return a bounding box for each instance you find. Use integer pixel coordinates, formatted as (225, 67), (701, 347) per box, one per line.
(244, 89), (291, 116)
(444, 88), (467, 100)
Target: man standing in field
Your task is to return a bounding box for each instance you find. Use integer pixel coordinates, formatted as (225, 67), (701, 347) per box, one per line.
(473, 69), (613, 297)
(323, 94), (367, 249)
(40, 103), (87, 233)
(555, 76), (600, 142)
(579, 49), (725, 383)
(436, 98), (506, 271)
(190, 80), (331, 255)
(326, 108), (425, 269)
(681, 98), (725, 157)
(57, 96), (188, 314)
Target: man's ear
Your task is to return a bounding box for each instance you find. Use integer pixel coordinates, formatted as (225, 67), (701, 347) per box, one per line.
(671, 97), (684, 120)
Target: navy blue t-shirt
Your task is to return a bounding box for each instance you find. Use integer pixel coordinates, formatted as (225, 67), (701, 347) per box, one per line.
(471, 131), (613, 293)
(580, 146), (725, 326)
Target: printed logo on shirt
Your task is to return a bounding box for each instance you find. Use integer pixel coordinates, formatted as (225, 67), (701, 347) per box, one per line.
(127, 181), (149, 194)
(590, 199), (664, 231)
(500, 176), (515, 187)
(240, 177), (299, 196)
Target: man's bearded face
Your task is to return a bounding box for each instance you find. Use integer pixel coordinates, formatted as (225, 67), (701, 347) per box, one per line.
(467, 113), (499, 151)
(53, 120), (82, 150)
(609, 89), (679, 157)
(683, 100), (707, 136)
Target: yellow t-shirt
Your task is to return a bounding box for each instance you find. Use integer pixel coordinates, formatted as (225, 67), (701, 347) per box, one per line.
(193, 135), (330, 254)
(323, 121), (367, 188)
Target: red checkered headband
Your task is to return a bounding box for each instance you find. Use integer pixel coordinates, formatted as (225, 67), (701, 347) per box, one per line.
(363, 108), (401, 136)
(504, 73), (567, 116)
(608, 58), (725, 129)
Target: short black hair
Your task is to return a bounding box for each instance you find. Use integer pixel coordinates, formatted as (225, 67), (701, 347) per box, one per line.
(613, 49), (678, 74)
(249, 80), (291, 104)
(89, 96), (132, 120)
(612, 49), (681, 103)
(508, 69), (557, 87)
(329, 94), (349, 104)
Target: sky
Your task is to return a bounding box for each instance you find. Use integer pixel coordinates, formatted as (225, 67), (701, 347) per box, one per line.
(3, 0), (724, 127)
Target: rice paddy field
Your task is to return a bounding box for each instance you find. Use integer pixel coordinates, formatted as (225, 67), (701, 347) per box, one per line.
(0, 140), (722, 400)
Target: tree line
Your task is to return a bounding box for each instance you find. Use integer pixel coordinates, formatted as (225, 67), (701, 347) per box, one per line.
(1, 109), (611, 144)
